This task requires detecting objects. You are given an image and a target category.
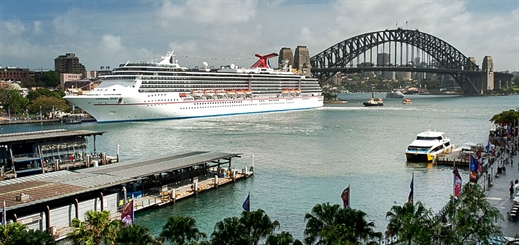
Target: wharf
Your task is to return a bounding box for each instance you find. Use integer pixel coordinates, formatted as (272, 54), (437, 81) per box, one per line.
(0, 151), (253, 241)
(434, 148), (470, 167)
(0, 129), (116, 180)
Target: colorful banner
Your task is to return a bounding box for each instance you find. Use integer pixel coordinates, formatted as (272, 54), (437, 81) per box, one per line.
(341, 185), (350, 208)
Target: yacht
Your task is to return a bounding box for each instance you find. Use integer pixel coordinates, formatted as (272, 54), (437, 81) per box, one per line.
(405, 130), (454, 162)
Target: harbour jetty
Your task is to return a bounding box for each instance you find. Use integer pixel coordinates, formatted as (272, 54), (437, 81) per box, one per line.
(0, 129), (117, 180)
(0, 151), (253, 241)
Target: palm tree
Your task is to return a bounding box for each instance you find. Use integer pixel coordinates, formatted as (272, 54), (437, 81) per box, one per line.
(158, 215), (206, 245)
(0, 222), (55, 245)
(210, 216), (249, 245)
(386, 201), (437, 244)
(239, 209), (280, 245)
(68, 210), (121, 245)
(117, 223), (159, 245)
(266, 231), (303, 245)
(303, 202), (342, 245)
(304, 202), (381, 245)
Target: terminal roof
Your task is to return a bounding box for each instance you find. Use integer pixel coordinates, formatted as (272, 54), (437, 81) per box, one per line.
(0, 151), (241, 210)
(0, 129), (106, 144)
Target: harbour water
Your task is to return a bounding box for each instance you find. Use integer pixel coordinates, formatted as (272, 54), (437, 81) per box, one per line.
(1, 93), (517, 240)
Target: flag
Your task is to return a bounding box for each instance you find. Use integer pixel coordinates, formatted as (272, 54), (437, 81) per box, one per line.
(341, 185), (350, 208)
(469, 155), (478, 172)
(485, 141), (490, 155)
(453, 167), (462, 197)
(408, 173), (414, 204)
(242, 193), (250, 212)
(469, 155), (479, 183)
(2, 201), (6, 225)
(121, 200), (134, 226)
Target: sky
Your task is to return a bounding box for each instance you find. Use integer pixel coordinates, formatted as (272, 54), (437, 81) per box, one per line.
(1, 0), (518, 72)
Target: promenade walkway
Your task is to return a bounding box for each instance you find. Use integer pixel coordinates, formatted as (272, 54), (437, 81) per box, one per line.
(485, 151), (519, 239)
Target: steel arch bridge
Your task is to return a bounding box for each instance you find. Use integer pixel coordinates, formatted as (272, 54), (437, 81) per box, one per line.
(310, 28), (482, 94)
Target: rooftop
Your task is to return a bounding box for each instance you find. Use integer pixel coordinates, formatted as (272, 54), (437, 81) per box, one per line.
(0, 151), (240, 211)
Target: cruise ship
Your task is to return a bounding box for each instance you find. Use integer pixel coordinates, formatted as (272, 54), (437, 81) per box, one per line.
(64, 52), (323, 122)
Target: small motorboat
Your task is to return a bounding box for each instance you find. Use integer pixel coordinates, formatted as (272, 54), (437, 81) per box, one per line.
(402, 98), (412, 104)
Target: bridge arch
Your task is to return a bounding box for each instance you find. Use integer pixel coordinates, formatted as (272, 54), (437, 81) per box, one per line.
(310, 28), (481, 93)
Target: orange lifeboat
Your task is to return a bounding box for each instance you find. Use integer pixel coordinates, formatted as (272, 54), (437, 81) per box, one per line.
(226, 89), (236, 95)
(179, 93), (187, 98)
(245, 89), (252, 95)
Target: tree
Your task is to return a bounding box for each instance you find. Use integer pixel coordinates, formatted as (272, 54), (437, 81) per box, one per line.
(41, 71), (60, 88)
(159, 215), (206, 245)
(386, 201), (437, 245)
(440, 183), (503, 244)
(304, 202), (381, 245)
(27, 88), (64, 102)
(0, 222), (55, 245)
(28, 96), (70, 115)
(266, 231), (302, 245)
(490, 109), (519, 125)
(117, 223), (159, 245)
(210, 216), (250, 245)
(239, 209), (280, 245)
(0, 88), (29, 117)
(68, 210), (121, 245)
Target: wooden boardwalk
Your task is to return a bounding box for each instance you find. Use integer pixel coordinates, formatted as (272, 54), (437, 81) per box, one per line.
(435, 148), (470, 167)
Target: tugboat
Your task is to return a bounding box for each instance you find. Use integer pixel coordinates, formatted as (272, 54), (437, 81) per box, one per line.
(363, 93), (383, 106)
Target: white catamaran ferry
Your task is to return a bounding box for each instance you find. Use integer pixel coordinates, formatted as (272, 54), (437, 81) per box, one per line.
(64, 52), (323, 122)
(405, 130), (455, 162)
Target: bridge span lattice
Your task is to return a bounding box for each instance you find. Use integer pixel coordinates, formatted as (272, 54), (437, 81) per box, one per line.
(309, 28), (498, 94)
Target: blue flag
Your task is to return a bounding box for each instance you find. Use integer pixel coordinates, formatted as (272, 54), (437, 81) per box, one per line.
(485, 141), (490, 155)
(242, 193), (250, 212)
(469, 155), (478, 172)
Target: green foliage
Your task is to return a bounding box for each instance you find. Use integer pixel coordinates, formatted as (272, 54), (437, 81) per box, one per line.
(28, 96), (70, 115)
(386, 201), (438, 244)
(117, 224), (159, 245)
(266, 231), (302, 245)
(323, 92), (338, 101)
(0, 88), (29, 116)
(41, 71), (60, 88)
(159, 215), (206, 245)
(441, 184), (503, 244)
(490, 109), (519, 125)
(68, 210), (121, 245)
(304, 202), (382, 245)
(0, 222), (55, 245)
(27, 88), (64, 102)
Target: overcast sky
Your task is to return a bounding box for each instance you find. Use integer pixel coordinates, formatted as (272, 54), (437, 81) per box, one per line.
(1, 0), (518, 72)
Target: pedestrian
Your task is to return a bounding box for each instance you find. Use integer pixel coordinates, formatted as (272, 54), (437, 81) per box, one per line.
(510, 180), (515, 197)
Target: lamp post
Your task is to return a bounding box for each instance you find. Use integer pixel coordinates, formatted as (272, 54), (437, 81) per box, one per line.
(40, 105), (42, 120)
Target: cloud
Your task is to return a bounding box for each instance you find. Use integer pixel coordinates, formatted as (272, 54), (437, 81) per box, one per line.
(33, 21), (43, 35)
(0, 0), (517, 71)
(158, 0), (257, 27)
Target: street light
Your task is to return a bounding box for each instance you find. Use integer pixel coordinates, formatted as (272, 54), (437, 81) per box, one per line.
(40, 105), (42, 120)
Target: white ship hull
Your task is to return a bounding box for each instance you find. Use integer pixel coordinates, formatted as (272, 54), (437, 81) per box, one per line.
(64, 51), (323, 122)
(65, 94), (323, 122)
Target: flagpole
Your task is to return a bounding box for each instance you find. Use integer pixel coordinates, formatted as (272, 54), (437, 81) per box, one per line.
(453, 159), (456, 197)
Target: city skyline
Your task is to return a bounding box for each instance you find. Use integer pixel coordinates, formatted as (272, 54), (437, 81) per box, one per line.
(1, 0), (518, 72)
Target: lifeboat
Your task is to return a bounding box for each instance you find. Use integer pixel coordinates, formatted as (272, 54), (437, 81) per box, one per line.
(179, 93), (187, 98)
(191, 90), (203, 97)
(215, 89), (226, 96)
(204, 89), (215, 96)
(236, 90), (245, 94)
(281, 89), (289, 94)
(295, 89), (302, 94)
(226, 89), (236, 95)
(245, 89), (252, 95)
